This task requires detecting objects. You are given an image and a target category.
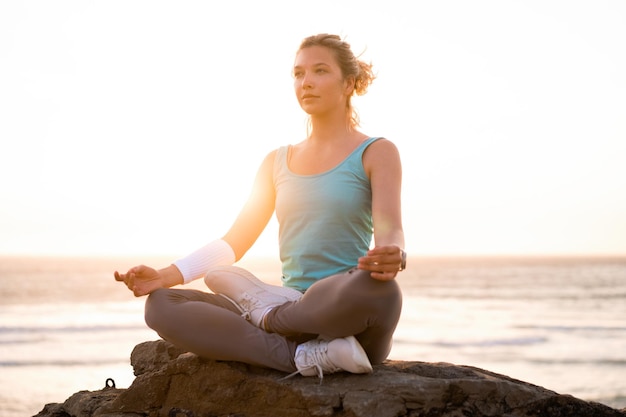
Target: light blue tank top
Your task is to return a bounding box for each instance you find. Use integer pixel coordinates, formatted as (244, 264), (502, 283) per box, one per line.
(273, 137), (381, 292)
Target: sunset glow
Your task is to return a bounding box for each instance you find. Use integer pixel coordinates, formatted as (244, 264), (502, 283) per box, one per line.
(1, 1), (625, 258)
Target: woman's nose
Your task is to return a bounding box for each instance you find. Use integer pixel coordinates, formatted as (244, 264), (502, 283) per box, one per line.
(300, 72), (313, 89)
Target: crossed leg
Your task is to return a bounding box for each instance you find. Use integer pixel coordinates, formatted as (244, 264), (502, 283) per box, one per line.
(144, 288), (298, 372)
(266, 268), (403, 364)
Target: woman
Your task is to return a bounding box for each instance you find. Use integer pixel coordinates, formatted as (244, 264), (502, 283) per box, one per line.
(115, 33), (405, 380)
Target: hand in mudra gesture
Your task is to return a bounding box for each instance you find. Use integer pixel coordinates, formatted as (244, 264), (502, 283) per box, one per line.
(114, 265), (164, 297)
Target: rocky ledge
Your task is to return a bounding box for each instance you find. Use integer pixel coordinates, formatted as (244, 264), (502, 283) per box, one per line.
(36, 340), (625, 417)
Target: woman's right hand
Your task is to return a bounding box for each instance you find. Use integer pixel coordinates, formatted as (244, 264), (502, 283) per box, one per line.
(114, 265), (165, 297)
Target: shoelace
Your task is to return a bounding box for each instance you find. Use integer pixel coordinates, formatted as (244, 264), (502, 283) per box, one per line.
(279, 339), (340, 385)
(220, 292), (273, 329)
(218, 293), (253, 321)
(280, 365), (325, 385)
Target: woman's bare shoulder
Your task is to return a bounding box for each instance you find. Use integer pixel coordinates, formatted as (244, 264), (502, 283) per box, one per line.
(363, 137), (402, 174)
(366, 137), (400, 156)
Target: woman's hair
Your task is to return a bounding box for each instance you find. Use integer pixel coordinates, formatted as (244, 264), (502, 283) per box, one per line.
(298, 34), (376, 129)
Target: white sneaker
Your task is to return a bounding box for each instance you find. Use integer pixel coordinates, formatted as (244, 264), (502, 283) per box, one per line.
(205, 266), (302, 330)
(286, 336), (373, 383)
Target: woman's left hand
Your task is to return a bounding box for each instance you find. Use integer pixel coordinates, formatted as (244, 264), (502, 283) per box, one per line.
(357, 245), (404, 281)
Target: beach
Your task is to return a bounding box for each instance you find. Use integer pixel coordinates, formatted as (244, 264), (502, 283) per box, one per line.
(1, 255), (624, 416)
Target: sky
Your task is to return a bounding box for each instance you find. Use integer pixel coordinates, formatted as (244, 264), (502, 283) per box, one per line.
(1, 1), (625, 259)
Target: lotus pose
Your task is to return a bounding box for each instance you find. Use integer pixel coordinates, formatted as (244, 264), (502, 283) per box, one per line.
(115, 33), (405, 380)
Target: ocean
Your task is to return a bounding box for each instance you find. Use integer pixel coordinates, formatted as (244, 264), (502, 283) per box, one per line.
(1, 255), (624, 416)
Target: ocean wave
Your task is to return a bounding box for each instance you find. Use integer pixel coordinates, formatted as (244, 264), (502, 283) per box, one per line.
(415, 292), (626, 301)
(0, 335), (46, 345)
(525, 358), (626, 366)
(393, 336), (548, 348)
(0, 323), (147, 335)
(432, 337), (548, 348)
(515, 325), (626, 333)
(0, 358), (129, 367)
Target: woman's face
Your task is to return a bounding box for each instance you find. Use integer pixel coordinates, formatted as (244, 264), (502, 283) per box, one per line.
(293, 46), (353, 117)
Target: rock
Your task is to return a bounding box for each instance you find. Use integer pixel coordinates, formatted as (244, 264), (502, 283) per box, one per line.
(35, 339), (626, 417)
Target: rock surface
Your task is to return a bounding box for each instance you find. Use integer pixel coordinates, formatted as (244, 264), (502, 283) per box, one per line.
(36, 340), (625, 417)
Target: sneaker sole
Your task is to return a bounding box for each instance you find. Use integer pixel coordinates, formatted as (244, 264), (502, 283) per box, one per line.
(344, 336), (373, 374)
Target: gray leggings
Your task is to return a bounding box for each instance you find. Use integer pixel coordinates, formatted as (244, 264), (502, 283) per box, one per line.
(144, 267), (402, 373)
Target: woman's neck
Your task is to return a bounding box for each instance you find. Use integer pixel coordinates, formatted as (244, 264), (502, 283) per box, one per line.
(308, 112), (355, 143)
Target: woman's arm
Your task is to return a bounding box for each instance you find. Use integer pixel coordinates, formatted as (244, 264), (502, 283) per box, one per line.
(358, 138), (405, 281)
(221, 150), (277, 260)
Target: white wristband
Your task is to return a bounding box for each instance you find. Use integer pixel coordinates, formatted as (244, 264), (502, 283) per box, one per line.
(173, 239), (236, 284)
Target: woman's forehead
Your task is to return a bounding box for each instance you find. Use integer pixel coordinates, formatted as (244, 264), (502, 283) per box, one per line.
(294, 46), (336, 67)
